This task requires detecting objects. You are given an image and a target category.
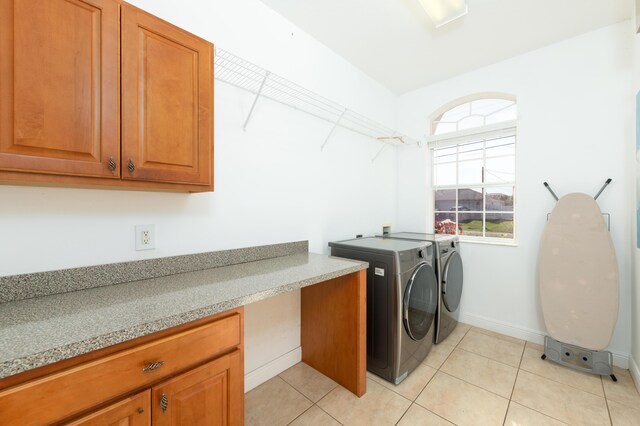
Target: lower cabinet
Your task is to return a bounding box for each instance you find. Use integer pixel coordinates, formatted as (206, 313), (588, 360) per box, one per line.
(152, 350), (242, 426)
(66, 390), (151, 426)
(66, 350), (242, 426)
(0, 309), (244, 426)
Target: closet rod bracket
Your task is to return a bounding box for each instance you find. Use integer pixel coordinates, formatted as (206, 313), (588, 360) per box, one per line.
(320, 109), (347, 151)
(243, 71), (270, 131)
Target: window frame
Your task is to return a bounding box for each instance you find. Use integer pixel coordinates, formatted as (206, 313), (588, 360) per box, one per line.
(429, 120), (517, 244)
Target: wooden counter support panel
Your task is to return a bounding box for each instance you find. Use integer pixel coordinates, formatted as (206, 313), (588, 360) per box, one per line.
(301, 270), (366, 397)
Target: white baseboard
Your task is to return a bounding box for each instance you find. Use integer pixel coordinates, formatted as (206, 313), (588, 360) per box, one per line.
(244, 347), (301, 393)
(630, 355), (640, 394)
(458, 312), (629, 369)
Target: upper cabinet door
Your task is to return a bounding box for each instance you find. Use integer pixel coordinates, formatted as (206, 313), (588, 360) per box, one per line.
(121, 6), (213, 188)
(0, 0), (120, 178)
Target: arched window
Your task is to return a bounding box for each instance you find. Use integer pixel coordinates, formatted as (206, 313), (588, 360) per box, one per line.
(429, 94), (517, 241)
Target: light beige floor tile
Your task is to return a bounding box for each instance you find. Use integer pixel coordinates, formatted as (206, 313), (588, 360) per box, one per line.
(472, 327), (525, 345)
(376, 363), (437, 401)
(603, 373), (640, 409)
(289, 405), (341, 426)
(504, 402), (568, 426)
(279, 362), (338, 402)
(423, 341), (456, 369)
(440, 348), (518, 398)
(608, 399), (640, 426)
(511, 370), (610, 426)
(367, 371), (382, 383)
(245, 376), (312, 426)
(397, 403), (454, 426)
(458, 330), (524, 367)
(415, 371), (509, 426)
(526, 341), (544, 351)
(317, 378), (411, 426)
(519, 345), (604, 396)
(443, 322), (471, 345)
(613, 366), (632, 379)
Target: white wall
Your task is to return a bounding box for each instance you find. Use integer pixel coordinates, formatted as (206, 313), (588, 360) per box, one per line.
(0, 0), (398, 390)
(396, 22), (634, 365)
(631, 7), (640, 386)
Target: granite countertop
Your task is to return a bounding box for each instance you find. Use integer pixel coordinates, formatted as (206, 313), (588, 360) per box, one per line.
(0, 252), (367, 379)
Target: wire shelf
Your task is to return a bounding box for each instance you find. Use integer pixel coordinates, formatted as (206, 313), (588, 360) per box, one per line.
(214, 48), (418, 147)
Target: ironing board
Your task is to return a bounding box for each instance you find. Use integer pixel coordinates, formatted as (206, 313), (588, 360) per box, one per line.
(539, 192), (619, 351)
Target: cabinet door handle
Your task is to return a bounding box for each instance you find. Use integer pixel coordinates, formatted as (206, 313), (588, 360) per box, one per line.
(128, 159), (135, 175)
(142, 360), (164, 372)
(137, 407), (144, 414)
(160, 393), (168, 413)
(108, 157), (117, 174)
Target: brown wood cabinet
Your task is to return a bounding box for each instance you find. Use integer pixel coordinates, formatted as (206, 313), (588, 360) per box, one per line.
(152, 350), (242, 426)
(0, 0), (213, 192)
(0, 309), (243, 426)
(121, 6), (213, 187)
(66, 390), (151, 426)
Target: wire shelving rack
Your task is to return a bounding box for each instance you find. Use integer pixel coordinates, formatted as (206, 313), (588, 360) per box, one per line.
(214, 48), (419, 157)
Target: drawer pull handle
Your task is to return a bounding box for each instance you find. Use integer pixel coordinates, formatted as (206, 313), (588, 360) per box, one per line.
(160, 393), (168, 413)
(142, 360), (164, 372)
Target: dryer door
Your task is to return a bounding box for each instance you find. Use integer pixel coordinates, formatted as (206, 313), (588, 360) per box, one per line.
(403, 262), (438, 341)
(442, 251), (463, 312)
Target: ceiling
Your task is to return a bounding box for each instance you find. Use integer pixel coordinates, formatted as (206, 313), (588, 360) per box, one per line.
(258, 0), (633, 94)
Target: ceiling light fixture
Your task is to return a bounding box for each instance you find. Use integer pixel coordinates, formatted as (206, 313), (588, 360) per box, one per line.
(418, 0), (468, 28)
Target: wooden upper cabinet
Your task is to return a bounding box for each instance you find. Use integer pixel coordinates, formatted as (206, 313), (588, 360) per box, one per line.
(0, 0), (120, 178)
(121, 5), (213, 188)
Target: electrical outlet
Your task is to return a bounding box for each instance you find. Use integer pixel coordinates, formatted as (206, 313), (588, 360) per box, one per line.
(135, 225), (155, 251)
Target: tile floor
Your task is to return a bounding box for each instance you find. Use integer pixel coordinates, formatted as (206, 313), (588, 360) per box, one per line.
(245, 323), (640, 425)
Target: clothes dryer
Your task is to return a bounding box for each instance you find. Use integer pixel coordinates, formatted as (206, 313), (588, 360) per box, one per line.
(329, 237), (437, 384)
(379, 233), (463, 344)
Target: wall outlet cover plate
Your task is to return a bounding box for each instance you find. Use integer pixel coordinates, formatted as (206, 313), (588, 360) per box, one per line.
(135, 224), (156, 251)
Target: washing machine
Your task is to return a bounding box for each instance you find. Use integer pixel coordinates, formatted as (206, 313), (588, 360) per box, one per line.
(379, 232), (464, 344)
(328, 237), (438, 384)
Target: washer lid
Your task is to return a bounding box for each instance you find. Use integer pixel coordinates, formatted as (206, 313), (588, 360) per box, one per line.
(442, 251), (463, 312)
(403, 262), (438, 341)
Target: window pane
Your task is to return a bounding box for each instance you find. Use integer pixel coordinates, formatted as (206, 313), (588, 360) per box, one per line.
(485, 157), (515, 183)
(485, 213), (514, 239)
(486, 187), (513, 211)
(471, 99), (513, 116)
(486, 136), (515, 157)
(458, 159), (483, 185)
(457, 115), (484, 131)
(435, 163), (456, 186)
(439, 103), (470, 123)
(458, 141), (483, 161)
(458, 212), (483, 237)
(435, 212), (459, 235)
(435, 189), (456, 212)
(434, 147), (456, 164)
(457, 188), (482, 211)
(433, 121), (457, 135)
(485, 104), (517, 124)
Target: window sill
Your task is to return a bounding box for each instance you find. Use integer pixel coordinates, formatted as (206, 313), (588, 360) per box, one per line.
(458, 238), (518, 247)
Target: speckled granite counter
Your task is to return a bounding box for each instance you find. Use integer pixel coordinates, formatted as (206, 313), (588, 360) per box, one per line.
(0, 250), (367, 379)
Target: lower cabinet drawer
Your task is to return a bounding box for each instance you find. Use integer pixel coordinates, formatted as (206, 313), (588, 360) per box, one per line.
(0, 313), (241, 426)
